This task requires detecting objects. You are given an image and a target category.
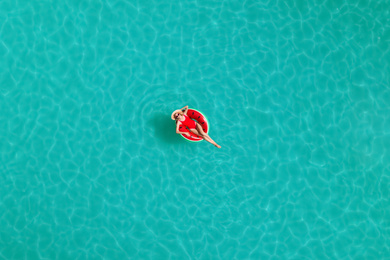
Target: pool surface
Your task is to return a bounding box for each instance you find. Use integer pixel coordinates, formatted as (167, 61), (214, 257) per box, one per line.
(1, 0), (389, 259)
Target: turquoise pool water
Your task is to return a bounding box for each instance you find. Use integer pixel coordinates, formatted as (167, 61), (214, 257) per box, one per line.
(1, 0), (390, 259)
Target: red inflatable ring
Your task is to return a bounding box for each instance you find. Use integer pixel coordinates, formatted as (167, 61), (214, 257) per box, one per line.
(177, 108), (209, 142)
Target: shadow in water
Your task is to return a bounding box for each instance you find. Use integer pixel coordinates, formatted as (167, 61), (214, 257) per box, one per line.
(150, 113), (186, 144)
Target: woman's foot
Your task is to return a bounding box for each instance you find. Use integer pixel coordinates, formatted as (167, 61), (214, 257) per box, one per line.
(215, 144), (221, 148)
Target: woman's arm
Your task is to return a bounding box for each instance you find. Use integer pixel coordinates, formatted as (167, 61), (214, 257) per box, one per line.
(181, 105), (189, 115)
(176, 122), (190, 136)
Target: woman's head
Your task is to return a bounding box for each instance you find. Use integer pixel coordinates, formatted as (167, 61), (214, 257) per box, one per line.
(171, 110), (182, 120)
(175, 112), (182, 120)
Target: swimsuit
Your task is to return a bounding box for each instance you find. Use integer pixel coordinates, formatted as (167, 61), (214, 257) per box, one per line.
(179, 114), (197, 129)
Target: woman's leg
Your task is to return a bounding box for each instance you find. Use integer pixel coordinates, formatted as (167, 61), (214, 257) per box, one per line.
(195, 123), (221, 148)
(190, 129), (219, 147)
(188, 128), (201, 137)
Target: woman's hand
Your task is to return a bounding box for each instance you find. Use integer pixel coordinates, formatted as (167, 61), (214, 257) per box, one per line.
(181, 105), (189, 111)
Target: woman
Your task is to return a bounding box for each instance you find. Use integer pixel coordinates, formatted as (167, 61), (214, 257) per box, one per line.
(171, 106), (221, 148)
